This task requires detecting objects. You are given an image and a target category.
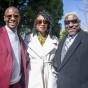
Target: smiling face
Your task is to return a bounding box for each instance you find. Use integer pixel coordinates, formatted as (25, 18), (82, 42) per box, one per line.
(64, 14), (80, 36)
(4, 7), (20, 30)
(36, 15), (48, 37)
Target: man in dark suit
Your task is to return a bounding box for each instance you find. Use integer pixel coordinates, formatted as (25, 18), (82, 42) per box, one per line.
(54, 11), (88, 88)
(0, 6), (27, 88)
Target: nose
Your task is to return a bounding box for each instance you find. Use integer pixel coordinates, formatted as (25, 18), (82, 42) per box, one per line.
(41, 22), (44, 25)
(69, 22), (74, 25)
(10, 15), (16, 20)
(69, 22), (74, 27)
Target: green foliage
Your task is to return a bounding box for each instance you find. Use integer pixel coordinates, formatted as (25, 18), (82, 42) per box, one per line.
(59, 29), (67, 41)
(0, 0), (63, 38)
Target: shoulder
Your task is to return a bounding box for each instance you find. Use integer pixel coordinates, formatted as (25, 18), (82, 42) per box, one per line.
(0, 26), (5, 32)
(0, 26), (7, 38)
(51, 35), (59, 45)
(24, 33), (33, 48)
(79, 30), (88, 39)
(82, 31), (88, 41)
(83, 30), (88, 36)
(25, 33), (33, 42)
(52, 35), (58, 40)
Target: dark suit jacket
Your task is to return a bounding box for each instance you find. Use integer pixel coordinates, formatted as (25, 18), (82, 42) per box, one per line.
(55, 29), (88, 88)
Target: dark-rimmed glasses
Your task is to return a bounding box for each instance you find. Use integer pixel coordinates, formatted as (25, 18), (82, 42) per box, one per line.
(36, 19), (48, 25)
(64, 19), (79, 25)
(5, 14), (20, 19)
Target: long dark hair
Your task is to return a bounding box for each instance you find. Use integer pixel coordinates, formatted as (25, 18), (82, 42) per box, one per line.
(32, 10), (54, 37)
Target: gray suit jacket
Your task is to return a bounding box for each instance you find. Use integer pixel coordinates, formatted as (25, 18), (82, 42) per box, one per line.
(55, 29), (88, 88)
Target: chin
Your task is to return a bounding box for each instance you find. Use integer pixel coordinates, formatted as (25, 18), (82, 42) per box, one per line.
(69, 32), (76, 36)
(9, 26), (16, 29)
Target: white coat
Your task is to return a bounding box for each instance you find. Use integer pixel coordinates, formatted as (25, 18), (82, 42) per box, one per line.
(25, 33), (58, 88)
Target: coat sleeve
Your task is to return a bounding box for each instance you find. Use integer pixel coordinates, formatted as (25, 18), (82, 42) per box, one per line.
(24, 35), (30, 69)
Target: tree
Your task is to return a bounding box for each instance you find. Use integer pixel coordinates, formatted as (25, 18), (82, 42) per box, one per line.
(0, 0), (63, 38)
(59, 29), (67, 41)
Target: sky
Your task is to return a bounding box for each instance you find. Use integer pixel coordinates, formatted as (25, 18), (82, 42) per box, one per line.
(59, 0), (88, 30)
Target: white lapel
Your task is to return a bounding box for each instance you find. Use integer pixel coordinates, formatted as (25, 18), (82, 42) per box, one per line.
(27, 34), (58, 57)
(42, 35), (58, 56)
(28, 34), (44, 57)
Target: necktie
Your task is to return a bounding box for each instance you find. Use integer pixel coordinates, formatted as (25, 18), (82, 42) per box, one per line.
(65, 37), (73, 51)
(61, 37), (73, 62)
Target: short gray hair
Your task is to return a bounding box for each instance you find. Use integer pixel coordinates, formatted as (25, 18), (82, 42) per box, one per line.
(64, 11), (79, 20)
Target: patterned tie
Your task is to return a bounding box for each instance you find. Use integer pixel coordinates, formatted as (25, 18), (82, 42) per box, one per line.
(61, 35), (77, 62)
(65, 37), (73, 51)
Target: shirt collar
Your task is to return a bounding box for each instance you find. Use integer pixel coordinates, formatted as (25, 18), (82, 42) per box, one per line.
(5, 25), (17, 34)
(68, 33), (78, 39)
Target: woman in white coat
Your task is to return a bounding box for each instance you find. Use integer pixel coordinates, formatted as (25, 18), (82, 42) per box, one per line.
(25, 10), (58, 88)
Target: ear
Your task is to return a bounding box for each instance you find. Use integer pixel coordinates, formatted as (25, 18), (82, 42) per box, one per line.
(79, 20), (81, 23)
(4, 16), (7, 22)
(78, 19), (81, 23)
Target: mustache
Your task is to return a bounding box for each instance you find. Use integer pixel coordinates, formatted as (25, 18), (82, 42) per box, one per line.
(68, 27), (75, 30)
(68, 25), (79, 29)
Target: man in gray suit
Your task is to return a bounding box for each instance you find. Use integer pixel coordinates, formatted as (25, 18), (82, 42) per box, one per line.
(54, 11), (88, 88)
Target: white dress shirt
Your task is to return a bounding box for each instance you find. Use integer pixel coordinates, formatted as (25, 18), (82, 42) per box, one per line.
(5, 25), (21, 84)
(65, 34), (78, 51)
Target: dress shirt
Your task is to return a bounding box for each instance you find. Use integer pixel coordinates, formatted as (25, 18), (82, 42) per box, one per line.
(5, 25), (21, 85)
(65, 34), (78, 51)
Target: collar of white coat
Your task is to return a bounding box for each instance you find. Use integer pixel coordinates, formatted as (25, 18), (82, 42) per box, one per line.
(26, 33), (58, 44)
(27, 33), (58, 56)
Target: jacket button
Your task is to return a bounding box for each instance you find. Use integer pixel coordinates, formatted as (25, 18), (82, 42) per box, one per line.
(75, 58), (78, 61)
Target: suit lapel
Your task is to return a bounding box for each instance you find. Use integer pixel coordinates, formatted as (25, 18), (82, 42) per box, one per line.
(19, 37), (27, 85)
(57, 39), (66, 66)
(1, 26), (12, 56)
(59, 30), (83, 71)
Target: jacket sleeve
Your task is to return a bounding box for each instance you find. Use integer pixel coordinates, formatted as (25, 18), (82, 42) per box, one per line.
(24, 35), (30, 69)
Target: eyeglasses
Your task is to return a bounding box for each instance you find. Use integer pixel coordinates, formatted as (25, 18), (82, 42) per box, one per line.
(36, 19), (48, 25)
(5, 14), (20, 19)
(64, 19), (79, 25)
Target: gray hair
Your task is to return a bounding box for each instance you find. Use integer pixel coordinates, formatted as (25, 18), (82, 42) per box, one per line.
(64, 11), (79, 20)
